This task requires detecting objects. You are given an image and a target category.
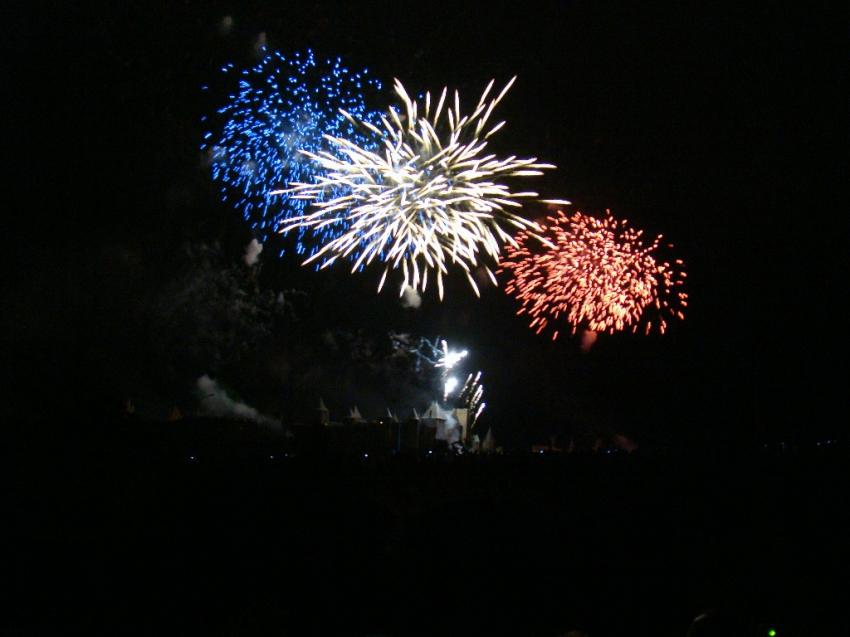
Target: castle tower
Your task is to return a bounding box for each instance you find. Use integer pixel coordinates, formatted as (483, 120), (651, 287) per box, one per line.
(315, 397), (330, 426)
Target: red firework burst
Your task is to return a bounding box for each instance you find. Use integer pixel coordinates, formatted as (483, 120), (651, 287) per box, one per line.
(498, 208), (688, 340)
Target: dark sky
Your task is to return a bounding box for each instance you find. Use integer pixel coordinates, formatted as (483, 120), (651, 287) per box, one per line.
(5, 1), (843, 447)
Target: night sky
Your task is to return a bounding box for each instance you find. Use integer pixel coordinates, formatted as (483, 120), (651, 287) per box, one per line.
(6, 2), (842, 449)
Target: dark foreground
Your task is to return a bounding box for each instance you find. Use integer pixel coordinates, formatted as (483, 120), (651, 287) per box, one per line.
(7, 423), (848, 636)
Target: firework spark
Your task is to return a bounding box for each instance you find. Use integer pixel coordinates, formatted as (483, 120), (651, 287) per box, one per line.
(201, 49), (383, 257)
(433, 339), (468, 401)
(435, 339), (468, 372)
(273, 77), (554, 298)
(402, 336), (470, 401)
(459, 371), (486, 427)
(498, 208), (688, 339)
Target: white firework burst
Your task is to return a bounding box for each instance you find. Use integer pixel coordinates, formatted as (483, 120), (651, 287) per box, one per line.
(272, 77), (558, 299)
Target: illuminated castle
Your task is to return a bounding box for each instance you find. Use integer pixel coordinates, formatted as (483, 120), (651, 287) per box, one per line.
(293, 398), (476, 455)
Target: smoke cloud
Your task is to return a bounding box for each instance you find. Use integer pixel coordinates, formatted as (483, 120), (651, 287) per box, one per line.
(400, 285), (422, 309)
(425, 401), (460, 443)
(243, 239), (263, 266)
(580, 329), (598, 353)
(196, 374), (280, 428)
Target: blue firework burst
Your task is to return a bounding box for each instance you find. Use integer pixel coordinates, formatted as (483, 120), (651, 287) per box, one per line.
(201, 48), (383, 257)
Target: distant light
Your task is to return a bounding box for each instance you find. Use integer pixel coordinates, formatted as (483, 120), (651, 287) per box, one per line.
(768, 629), (777, 637)
(427, 450), (433, 455)
(363, 453), (369, 459)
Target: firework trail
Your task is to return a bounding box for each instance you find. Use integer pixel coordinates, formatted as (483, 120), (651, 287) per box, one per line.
(434, 339), (468, 373)
(459, 371), (486, 427)
(498, 208), (687, 340)
(435, 338), (469, 402)
(392, 335), (471, 402)
(273, 77), (557, 299)
(201, 48), (383, 257)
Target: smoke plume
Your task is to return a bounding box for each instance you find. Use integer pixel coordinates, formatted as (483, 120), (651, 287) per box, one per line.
(196, 374), (279, 428)
(425, 401), (460, 443)
(580, 329), (598, 353)
(243, 238), (263, 266)
(400, 285), (422, 309)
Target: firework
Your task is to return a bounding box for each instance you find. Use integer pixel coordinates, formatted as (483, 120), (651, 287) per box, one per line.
(434, 339), (468, 372)
(396, 336), (471, 401)
(443, 376), (460, 402)
(426, 339), (468, 400)
(459, 371), (486, 427)
(498, 208), (688, 339)
(201, 48), (383, 256)
(273, 77), (555, 298)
